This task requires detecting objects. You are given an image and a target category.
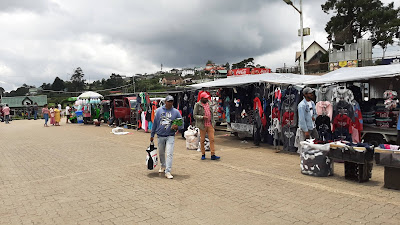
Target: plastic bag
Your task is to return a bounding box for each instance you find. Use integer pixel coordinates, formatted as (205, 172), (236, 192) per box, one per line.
(146, 142), (158, 170)
(184, 126), (200, 150)
(197, 137), (211, 152)
(172, 118), (183, 127)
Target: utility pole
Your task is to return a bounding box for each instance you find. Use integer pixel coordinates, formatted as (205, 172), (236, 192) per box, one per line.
(283, 0), (305, 75)
(132, 76), (136, 93)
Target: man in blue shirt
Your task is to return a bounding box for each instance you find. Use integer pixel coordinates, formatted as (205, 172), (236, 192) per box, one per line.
(150, 95), (183, 179)
(297, 87), (319, 142)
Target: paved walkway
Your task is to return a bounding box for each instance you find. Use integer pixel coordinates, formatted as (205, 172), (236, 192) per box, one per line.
(0, 119), (399, 225)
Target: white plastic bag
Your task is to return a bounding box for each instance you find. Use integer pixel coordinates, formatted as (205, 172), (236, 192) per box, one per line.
(112, 127), (130, 135)
(184, 126), (200, 150)
(197, 137), (211, 152)
(299, 140), (330, 153)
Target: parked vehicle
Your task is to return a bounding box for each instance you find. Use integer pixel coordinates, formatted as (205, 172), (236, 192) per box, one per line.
(113, 96), (138, 127)
(105, 94), (139, 127)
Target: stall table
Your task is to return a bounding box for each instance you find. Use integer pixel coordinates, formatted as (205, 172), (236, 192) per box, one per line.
(361, 124), (397, 164)
(375, 148), (400, 190)
(329, 144), (374, 183)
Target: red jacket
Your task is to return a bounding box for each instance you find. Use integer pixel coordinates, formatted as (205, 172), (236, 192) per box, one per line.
(253, 97), (267, 127)
(332, 114), (352, 133)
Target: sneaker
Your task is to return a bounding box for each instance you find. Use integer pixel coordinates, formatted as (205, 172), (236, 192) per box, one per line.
(158, 167), (165, 173)
(201, 155), (206, 160)
(211, 155), (220, 160)
(165, 172), (173, 179)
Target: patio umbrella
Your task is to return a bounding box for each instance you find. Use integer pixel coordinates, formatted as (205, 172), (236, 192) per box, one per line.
(77, 91), (103, 100)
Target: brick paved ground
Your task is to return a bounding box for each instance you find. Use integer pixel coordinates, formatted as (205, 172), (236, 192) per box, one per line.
(0, 119), (399, 225)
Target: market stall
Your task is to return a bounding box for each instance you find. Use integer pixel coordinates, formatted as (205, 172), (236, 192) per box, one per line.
(190, 73), (318, 151)
(76, 91), (103, 124)
(304, 64), (400, 158)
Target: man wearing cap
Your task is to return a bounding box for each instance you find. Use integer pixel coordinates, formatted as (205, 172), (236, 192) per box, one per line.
(296, 87), (318, 149)
(150, 95), (183, 179)
(194, 92), (221, 160)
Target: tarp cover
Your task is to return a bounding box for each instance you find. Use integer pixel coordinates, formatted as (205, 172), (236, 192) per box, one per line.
(190, 73), (317, 89)
(190, 64), (400, 89)
(304, 64), (400, 84)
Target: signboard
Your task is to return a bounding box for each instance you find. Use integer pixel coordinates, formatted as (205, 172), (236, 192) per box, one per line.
(230, 68), (250, 76)
(329, 60), (358, 71)
(228, 68), (271, 76)
(298, 27), (311, 36)
(251, 68), (272, 74)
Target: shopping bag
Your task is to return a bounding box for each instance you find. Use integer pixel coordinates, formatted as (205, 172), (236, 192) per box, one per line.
(184, 126), (200, 150)
(146, 142), (158, 170)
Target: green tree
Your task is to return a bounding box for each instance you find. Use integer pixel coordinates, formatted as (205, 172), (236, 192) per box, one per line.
(322, 0), (400, 51)
(0, 87), (5, 97)
(64, 81), (74, 92)
(206, 60), (214, 65)
(51, 77), (65, 91)
(232, 58), (254, 69)
(369, 3), (400, 58)
(104, 73), (124, 89)
(225, 62), (230, 70)
(70, 67), (86, 91)
(8, 86), (30, 97)
(40, 83), (51, 90)
(89, 80), (103, 90)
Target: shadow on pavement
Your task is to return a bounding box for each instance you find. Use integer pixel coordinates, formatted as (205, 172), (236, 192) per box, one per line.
(147, 172), (191, 180)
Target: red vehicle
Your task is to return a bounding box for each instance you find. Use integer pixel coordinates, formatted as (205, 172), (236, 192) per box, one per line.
(108, 95), (138, 127)
(114, 97), (138, 125)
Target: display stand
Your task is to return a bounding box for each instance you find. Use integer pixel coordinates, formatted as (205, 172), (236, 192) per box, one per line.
(375, 148), (400, 190)
(329, 144), (374, 182)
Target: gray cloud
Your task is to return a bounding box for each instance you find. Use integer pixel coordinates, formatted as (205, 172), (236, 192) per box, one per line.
(0, 0), (57, 13)
(1, 0), (396, 91)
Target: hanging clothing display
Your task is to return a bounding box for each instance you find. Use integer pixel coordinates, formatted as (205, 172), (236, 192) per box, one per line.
(331, 86), (354, 103)
(316, 101), (333, 121)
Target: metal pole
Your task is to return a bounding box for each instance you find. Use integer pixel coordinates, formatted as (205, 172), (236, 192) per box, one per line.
(300, 0), (305, 75)
(133, 76), (136, 93)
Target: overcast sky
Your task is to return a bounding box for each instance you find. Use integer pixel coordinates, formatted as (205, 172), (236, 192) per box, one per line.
(0, 0), (399, 91)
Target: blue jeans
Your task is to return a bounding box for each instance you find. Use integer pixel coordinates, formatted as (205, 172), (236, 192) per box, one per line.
(44, 114), (49, 125)
(157, 136), (175, 173)
(5, 115), (9, 124)
(34, 111), (38, 120)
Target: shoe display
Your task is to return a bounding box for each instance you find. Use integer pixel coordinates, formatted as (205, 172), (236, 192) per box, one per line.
(211, 155), (220, 160)
(165, 172), (173, 179)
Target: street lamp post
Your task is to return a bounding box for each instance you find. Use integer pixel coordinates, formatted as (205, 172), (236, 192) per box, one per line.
(283, 0), (305, 75)
(132, 76), (136, 93)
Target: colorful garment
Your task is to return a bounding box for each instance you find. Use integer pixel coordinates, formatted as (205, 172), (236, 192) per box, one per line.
(202, 102), (212, 127)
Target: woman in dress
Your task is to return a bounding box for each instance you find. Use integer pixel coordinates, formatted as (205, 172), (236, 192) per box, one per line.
(54, 107), (61, 126)
(42, 104), (50, 127)
(50, 106), (55, 125)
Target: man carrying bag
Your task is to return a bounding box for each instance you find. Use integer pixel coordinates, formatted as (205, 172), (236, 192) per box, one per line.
(150, 95), (183, 179)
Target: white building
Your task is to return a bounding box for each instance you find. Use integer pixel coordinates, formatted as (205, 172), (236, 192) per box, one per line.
(181, 68), (195, 77)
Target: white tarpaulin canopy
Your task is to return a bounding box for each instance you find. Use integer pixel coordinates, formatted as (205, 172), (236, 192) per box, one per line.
(304, 64), (400, 84)
(190, 73), (317, 89)
(77, 91), (103, 99)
